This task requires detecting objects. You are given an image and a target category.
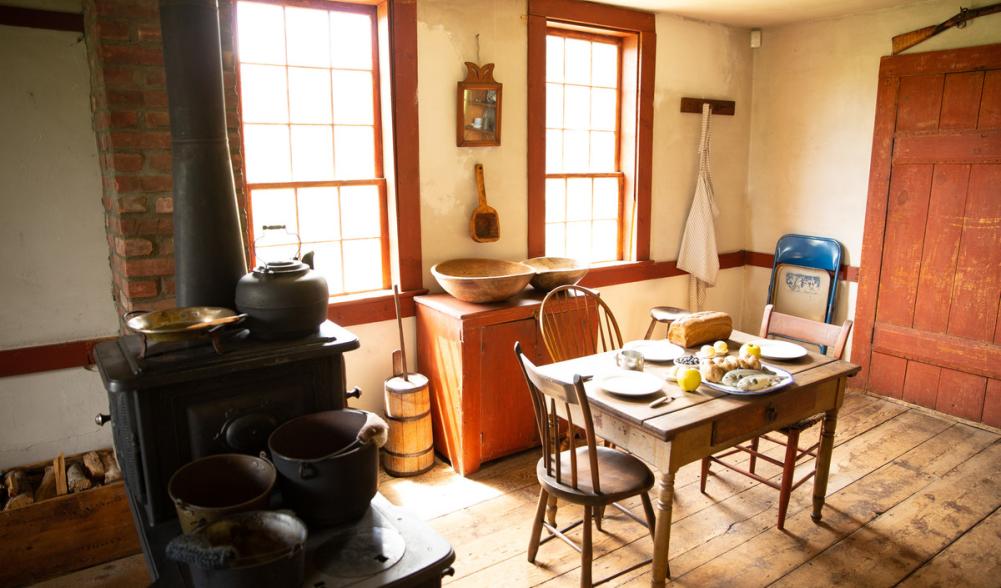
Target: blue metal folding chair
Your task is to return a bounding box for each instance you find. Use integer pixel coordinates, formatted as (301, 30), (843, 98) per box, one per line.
(766, 234), (843, 353)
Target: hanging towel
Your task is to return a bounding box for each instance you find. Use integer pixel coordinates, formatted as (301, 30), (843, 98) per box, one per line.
(676, 103), (720, 311)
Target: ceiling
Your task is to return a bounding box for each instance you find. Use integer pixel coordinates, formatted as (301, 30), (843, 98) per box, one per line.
(597, 0), (923, 28)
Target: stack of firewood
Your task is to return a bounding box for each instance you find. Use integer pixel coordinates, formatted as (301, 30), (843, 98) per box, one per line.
(1, 449), (121, 512)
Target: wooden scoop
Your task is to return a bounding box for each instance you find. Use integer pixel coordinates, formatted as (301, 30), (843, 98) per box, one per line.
(469, 163), (499, 242)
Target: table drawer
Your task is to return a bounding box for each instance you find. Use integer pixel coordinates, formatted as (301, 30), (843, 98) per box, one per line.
(711, 390), (817, 447)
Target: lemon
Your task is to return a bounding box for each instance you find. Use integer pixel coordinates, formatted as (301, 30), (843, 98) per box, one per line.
(713, 340), (729, 354)
(739, 343), (762, 358)
(699, 345), (716, 358)
(677, 367), (702, 392)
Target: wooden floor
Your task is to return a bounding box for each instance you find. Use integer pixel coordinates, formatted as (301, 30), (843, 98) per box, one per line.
(39, 391), (1001, 587)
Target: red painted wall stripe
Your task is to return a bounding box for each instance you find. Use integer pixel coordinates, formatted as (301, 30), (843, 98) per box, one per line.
(0, 338), (115, 378)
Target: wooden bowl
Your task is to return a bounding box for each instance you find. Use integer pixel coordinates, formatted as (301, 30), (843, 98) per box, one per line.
(523, 257), (589, 292)
(431, 258), (534, 303)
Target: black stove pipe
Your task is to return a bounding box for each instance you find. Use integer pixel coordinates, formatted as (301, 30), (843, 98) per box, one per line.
(160, 0), (247, 309)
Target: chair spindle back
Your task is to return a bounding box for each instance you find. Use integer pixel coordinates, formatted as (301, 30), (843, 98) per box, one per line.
(760, 304), (853, 360)
(539, 285), (623, 363)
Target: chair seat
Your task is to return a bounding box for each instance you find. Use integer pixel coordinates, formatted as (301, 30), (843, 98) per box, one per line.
(537, 446), (655, 505)
(649, 306), (688, 323)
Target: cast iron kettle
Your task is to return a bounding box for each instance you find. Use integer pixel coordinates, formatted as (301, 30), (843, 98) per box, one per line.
(235, 251), (328, 340)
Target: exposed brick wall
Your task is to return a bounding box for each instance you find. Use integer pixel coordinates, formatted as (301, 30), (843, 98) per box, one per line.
(83, 0), (247, 317)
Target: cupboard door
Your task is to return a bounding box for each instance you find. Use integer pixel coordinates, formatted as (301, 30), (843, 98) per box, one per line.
(478, 317), (542, 462)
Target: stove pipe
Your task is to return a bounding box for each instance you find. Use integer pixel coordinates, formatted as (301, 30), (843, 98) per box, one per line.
(160, 0), (248, 309)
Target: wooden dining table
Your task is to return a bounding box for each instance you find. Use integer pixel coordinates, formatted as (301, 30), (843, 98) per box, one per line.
(537, 330), (860, 587)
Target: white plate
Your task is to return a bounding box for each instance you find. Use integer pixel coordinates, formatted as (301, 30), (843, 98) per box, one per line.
(701, 366), (794, 396)
(748, 339), (808, 360)
(597, 371), (665, 397)
(623, 339), (686, 362)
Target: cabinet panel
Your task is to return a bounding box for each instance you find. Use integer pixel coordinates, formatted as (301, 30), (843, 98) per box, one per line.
(479, 318), (542, 462)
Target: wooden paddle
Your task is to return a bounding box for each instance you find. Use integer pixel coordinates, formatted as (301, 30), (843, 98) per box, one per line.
(469, 163), (499, 242)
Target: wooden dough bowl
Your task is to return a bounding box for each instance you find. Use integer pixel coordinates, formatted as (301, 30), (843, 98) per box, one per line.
(522, 257), (589, 292)
(431, 258), (534, 303)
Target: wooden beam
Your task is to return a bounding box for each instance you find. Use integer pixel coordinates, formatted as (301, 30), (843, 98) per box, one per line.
(0, 6), (83, 33)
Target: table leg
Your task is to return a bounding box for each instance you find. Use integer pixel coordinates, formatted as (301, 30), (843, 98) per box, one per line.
(651, 471), (675, 587)
(811, 409), (839, 522)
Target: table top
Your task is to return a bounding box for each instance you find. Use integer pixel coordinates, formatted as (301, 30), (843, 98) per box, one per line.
(537, 331), (860, 442)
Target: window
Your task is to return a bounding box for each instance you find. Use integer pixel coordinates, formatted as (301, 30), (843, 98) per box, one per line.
(544, 30), (623, 263)
(236, 1), (388, 296)
(527, 0), (655, 274)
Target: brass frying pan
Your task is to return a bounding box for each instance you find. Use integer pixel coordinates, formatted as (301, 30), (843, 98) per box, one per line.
(124, 307), (246, 343)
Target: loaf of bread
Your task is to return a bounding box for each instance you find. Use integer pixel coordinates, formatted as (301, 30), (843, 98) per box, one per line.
(667, 311), (733, 348)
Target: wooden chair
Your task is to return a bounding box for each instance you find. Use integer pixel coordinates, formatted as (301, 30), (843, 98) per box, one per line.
(642, 306), (688, 340)
(700, 304), (853, 530)
(538, 285), (622, 362)
(515, 342), (656, 587)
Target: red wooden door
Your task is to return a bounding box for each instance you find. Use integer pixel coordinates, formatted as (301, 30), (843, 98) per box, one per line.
(854, 44), (1001, 427)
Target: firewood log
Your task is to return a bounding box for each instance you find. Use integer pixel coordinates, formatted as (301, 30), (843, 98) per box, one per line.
(101, 451), (122, 483)
(4, 493), (33, 511)
(3, 470), (33, 511)
(54, 453), (68, 495)
(83, 451), (106, 481)
(67, 462), (93, 493)
(34, 466), (56, 502)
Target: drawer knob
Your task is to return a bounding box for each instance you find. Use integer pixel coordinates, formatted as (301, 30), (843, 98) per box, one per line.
(765, 406), (778, 423)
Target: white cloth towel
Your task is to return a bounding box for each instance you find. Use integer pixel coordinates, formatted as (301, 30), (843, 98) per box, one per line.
(676, 103), (720, 311)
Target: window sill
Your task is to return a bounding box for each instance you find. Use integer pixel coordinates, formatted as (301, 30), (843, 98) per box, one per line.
(326, 288), (428, 327)
(579, 251), (747, 288)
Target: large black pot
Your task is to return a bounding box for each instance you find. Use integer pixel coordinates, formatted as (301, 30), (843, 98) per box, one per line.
(268, 409), (378, 526)
(235, 253), (328, 340)
(166, 510), (306, 588)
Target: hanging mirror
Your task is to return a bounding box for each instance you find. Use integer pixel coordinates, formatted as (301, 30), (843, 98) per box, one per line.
(457, 62), (502, 147)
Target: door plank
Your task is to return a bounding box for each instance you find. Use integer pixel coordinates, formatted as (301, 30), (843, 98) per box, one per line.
(940, 71), (985, 129)
(902, 360), (940, 409)
(872, 322), (1001, 380)
(868, 351), (907, 398)
(893, 130), (1001, 164)
(874, 164), (933, 328)
(898, 507), (1001, 588)
(979, 69), (1001, 129)
(935, 368), (987, 422)
(947, 164), (1001, 341)
(912, 164), (970, 333)
(896, 74), (944, 131)
(982, 378), (1001, 428)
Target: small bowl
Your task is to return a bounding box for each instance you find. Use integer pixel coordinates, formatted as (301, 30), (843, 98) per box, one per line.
(431, 258), (534, 303)
(522, 257), (589, 292)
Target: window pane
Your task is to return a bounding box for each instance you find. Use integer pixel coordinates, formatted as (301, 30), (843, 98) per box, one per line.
(565, 178), (592, 222)
(240, 65), (288, 123)
(563, 85), (590, 130)
(564, 38), (590, 85)
(342, 238), (383, 293)
(244, 124), (291, 183)
(590, 131), (615, 171)
(288, 67), (332, 124)
(545, 178), (566, 223)
(290, 125), (334, 181)
(334, 125), (376, 179)
(565, 221), (591, 262)
(297, 187), (340, 242)
(591, 219), (618, 262)
(339, 184), (381, 239)
(593, 177), (618, 219)
(545, 129), (563, 173)
(590, 87), (616, 131)
(546, 35), (564, 83)
(285, 6), (330, 67)
(330, 11), (372, 70)
(332, 70), (374, 124)
(591, 42), (618, 88)
(250, 189), (297, 244)
(256, 244), (299, 265)
(546, 83), (563, 129)
(237, 2), (285, 65)
(311, 242), (343, 295)
(563, 129), (589, 172)
(546, 223), (565, 257)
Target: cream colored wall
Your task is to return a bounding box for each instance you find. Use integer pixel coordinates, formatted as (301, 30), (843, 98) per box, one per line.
(742, 0), (1001, 336)
(0, 24), (115, 469)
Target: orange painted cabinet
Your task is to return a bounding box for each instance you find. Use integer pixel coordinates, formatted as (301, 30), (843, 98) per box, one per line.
(415, 293), (547, 475)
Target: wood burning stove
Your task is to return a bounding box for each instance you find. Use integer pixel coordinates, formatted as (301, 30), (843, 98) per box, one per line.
(93, 321), (360, 582)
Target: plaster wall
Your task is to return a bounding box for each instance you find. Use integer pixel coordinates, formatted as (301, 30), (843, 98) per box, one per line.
(0, 24), (115, 468)
(742, 0), (1001, 335)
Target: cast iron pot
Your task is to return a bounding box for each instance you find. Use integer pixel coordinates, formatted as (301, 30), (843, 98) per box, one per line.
(166, 510), (307, 588)
(235, 252), (328, 340)
(268, 409), (378, 526)
(167, 453), (277, 534)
